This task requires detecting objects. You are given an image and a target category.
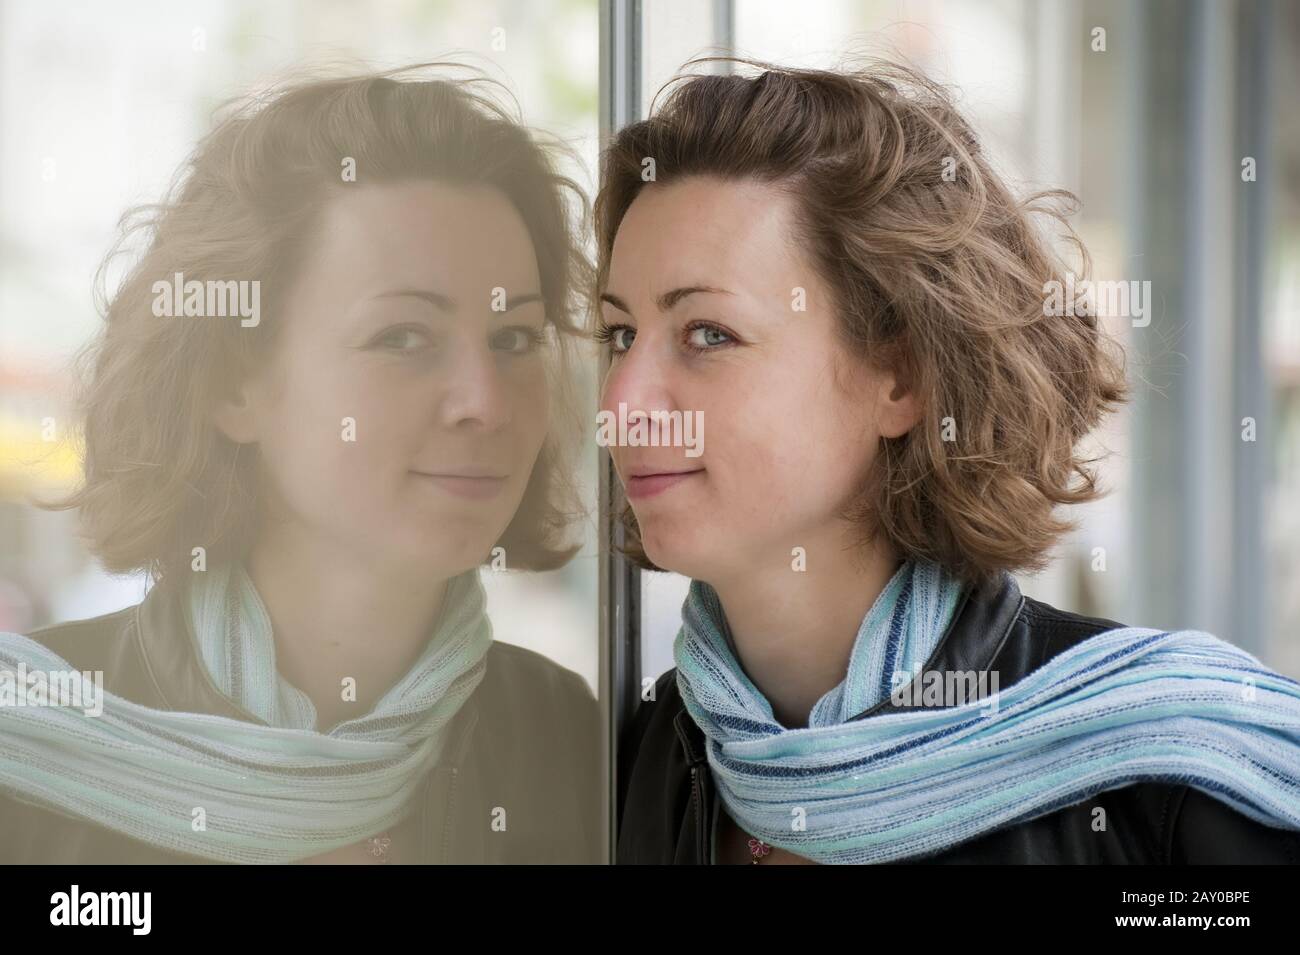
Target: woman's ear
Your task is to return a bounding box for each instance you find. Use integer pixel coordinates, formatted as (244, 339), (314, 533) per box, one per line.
(875, 367), (922, 439)
(210, 384), (262, 445)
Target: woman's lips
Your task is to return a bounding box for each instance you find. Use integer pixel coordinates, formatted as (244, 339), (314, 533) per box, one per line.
(625, 469), (703, 500)
(411, 471), (508, 500)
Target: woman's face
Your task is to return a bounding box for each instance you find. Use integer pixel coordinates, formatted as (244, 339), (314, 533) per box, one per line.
(215, 180), (550, 576)
(598, 175), (916, 583)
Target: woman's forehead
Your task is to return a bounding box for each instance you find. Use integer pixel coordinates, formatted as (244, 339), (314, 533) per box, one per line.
(608, 179), (808, 297)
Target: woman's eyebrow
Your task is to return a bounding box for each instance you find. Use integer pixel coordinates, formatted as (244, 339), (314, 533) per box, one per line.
(600, 286), (734, 315)
(371, 289), (544, 313)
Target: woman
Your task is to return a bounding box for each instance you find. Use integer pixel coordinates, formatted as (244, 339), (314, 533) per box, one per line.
(596, 58), (1300, 865)
(0, 64), (600, 864)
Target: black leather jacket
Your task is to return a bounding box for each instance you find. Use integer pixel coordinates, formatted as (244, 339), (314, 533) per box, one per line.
(616, 571), (1300, 864)
(0, 572), (602, 864)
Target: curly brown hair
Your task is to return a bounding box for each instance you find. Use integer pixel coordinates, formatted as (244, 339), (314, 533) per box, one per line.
(594, 56), (1130, 588)
(35, 62), (594, 584)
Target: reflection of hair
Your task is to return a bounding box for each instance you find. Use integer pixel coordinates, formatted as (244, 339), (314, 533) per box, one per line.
(595, 56), (1130, 588)
(39, 63), (593, 582)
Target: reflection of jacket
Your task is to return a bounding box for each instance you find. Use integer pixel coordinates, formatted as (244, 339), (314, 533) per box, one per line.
(617, 571), (1300, 864)
(0, 574), (603, 864)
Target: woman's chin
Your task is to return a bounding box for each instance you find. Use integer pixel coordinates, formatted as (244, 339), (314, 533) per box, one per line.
(387, 530), (504, 575)
(640, 535), (708, 579)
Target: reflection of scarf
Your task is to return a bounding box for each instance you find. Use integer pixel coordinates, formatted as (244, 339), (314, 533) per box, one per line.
(676, 559), (1300, 864)
(0, 562), (491, 863)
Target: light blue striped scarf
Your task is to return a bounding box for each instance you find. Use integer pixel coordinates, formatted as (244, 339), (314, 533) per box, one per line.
(675, 558), (1300, 864)
(0, 561), (491, 863)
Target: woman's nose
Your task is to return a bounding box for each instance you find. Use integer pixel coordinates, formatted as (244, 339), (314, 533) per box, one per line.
(439, 338), (513, 431)
(599, 336), (676, 421)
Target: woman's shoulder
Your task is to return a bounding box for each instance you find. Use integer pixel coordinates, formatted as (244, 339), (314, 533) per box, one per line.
(1016, 592), (1128, 646)
(995, 590), (1133, 678)
(23, 601), (139, 639)
(482, 641), (593, 700)
(998, 595), (1300, 862)
(476, 641), (597, 734)
(1, 601), (204, 865)
(13, 601), (144, 678)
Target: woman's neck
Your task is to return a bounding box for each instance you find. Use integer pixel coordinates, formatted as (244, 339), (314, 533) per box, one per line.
(706, 533), (902, 729)
(244, 524), (452, 731)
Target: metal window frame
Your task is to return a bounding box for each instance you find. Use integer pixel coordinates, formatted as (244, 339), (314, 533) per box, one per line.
(598, 0), (642, 864)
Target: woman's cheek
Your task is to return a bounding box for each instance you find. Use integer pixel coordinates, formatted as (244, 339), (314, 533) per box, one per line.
(515, 377), (551, 456)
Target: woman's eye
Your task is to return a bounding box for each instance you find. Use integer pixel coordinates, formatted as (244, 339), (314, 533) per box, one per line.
(686, 324), (732, 349)
(491, 325), (547, 354)
(595, 322), (636, 353)
(373, 325), (431, 352)
(596, 321), (732, 354)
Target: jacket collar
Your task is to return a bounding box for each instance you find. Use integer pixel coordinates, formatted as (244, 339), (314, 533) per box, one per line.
(672, 569), (1026, 762)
